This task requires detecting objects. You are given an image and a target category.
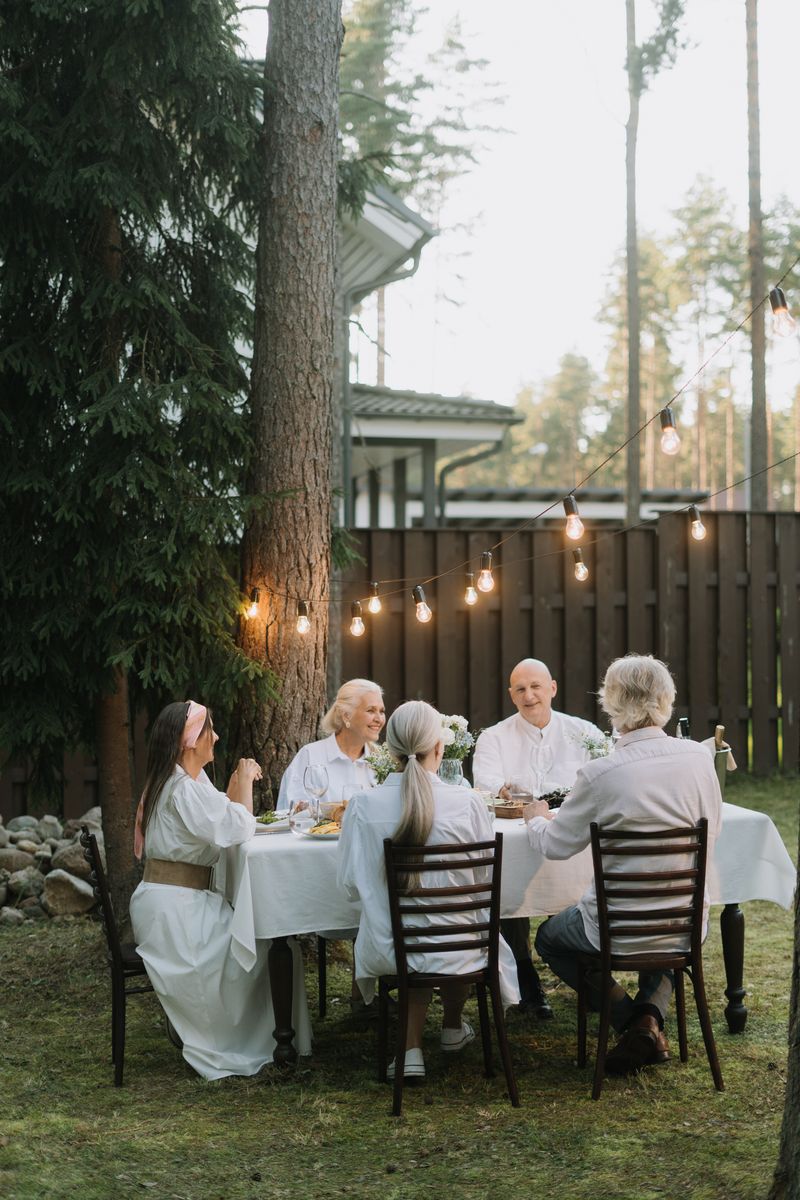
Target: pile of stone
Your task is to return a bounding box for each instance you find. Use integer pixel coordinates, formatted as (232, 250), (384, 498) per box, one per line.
(0, 806), (104, 926)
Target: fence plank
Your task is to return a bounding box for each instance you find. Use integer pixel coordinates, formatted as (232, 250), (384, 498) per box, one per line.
(563, 538), (595, 720)
(364, 529), (405, 714)
(750, 514), (778, 773)
(531, 530), (564, 684)
(468, 532), (499, 731)
(687, 513), (716, 740)
(658, 512), (689, 730)
(435, 530), (469, 716)
(777, 513), (800, 773)
(717, 514), (749, 763)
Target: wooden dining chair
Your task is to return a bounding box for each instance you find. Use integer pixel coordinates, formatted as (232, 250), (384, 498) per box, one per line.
(379, 833), (520, 1117)
(576, 818), (724, 1100)
(80, 825), (153, 1086)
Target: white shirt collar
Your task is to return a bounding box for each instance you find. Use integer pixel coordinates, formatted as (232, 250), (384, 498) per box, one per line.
(615, 727), (667, 748)
(321, 732), (369, 765)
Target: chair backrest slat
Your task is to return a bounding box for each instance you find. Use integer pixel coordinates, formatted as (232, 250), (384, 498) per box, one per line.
(80, 824), (124, 970)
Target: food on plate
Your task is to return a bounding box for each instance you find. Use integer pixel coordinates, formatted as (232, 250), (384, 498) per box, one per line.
(256, 810), (282, 825)
(308, 820), (340, 837)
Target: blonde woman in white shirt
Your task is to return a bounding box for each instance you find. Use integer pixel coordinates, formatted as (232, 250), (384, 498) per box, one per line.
(338, 700), (519, 1082)
(276, 679), (385, 813)
(527, 655), (722, 1076)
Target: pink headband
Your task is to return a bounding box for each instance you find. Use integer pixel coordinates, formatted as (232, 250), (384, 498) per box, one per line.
(182, 701), (208, 749)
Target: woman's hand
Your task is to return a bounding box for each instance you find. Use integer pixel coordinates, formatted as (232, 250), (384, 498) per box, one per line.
(227, 758), (262, 811)
(236, 757), (263, 783)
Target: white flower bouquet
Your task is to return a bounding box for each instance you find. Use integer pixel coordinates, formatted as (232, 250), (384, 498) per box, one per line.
(365, 743), (399, 785)
(440, 714), (475, 762)
(574, 731), (614, 760)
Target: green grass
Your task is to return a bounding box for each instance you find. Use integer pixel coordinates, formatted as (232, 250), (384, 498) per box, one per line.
(1, 775), (797, 1200)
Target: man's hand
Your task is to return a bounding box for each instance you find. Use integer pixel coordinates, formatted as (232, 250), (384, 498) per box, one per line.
(498, 785), (513, 802)
(523, 798), (553, 823)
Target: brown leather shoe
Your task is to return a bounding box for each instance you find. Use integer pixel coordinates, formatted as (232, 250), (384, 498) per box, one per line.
(604, 1013), (660, 1076)
(652, 1028), (670, 1064)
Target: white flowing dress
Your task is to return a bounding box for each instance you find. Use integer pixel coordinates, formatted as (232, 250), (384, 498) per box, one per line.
(130, 766), (312, 1080)
(337, 772), (520, 1009)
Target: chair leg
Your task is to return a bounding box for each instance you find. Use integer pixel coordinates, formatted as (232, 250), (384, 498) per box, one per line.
(592, 979), (613, 1101)
(377, 979), (389, 1083)
(488, 976), (520, 1107)
(674, 969), (688, 1063)
(317, 936), (327, 1020)
(110, 976), (118, 1065)
(576, 967), (588, 1068)
(690, 960), (724, 1092)
(476, 982), (494, 1078)
(112, 976), (126, 1087)
(392, 987), (409, 1117)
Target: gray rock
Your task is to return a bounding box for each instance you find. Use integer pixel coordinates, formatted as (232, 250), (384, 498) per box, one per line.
(34, 848), (53, 874)
(14, 839), (41, 855)
(0, 828), (8, 848)
(51, 842), (93, 880)
(0, 906), (25, 926)
(47, 837), (61, 851)
(9, 828), (42, 846)
(37, 815), (63, 841)
(8, 866), (45, 898)
(0, 847), (36, 873)
(62, 806), (102, 839)
(43, 869), (96, 915)
(20, 899), (47, 920)
(6, 815), (39, 833)
(0, 884), (6, 907)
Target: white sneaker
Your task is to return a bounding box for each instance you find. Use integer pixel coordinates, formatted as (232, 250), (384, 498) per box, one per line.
(387, 1047), (426, 1080)
(441, 1021), (476, 1052)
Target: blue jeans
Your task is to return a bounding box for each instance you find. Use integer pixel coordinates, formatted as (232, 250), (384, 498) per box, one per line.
(534, 906), (674, 1033)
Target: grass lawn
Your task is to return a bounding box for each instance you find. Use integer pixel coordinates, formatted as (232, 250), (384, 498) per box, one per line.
(1, 773), (797, 1200)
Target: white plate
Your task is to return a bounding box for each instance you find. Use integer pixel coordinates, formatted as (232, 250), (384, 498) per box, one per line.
(254, 819), (290, 835)
(302, 829), (340, 841)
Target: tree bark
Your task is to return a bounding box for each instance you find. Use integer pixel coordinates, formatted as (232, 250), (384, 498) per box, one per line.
(236, 0), (343, 805)
(746, 0), (768, 512)
(95, 667), (138, 930)
(625, 0), (642, 527)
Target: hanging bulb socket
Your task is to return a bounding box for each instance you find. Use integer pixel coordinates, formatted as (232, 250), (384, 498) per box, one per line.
(367, 581), (382, 614)
(769, 287), (796, 337)
(477, 550), (495, 592)
(412, 584), (432, 623)
(689, 505), (707, 541)
(350, 600), (365, 637)
(659, 407), (681, 456)
(563, 495), (585, 540)
(296, 600), (310, 635)
(246, 586), (261, 619)
(465, 572), (478, 606)
(572, 549), (589, 582)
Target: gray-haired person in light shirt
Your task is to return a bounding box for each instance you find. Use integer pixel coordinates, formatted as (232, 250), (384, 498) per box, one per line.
(527, 654), (722, 1075)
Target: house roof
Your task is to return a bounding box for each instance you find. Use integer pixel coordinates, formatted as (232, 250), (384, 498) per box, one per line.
(340, 184), (435, 301)
(351, 384), (523, 425)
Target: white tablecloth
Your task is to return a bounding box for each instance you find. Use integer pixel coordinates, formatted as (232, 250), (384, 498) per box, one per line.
(221, 801), (796, 971)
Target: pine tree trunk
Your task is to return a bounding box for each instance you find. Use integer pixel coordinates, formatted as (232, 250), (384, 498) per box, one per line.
(625, 0), (642, 527)
(746, 0), (768, 511)
(767, 827), (800, 1198)
(794, 385), (800, 510)
(236, 0), (343, 805)
(95, 667), (137, 929)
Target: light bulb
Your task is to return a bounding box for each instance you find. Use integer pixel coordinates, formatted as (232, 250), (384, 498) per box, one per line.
(296, 601), (310, 634)
(246, 587), (260, 619)
(465, 573), (478, 605)
(659, 407), (681, 456)
(563, 496), (584, 540)
(476, 551), (494, 592)
(572, 550), (589, 582)
(412, 585), (432, 623)
(689, 505), (706, 541)
(350, 601), (365, 636)
(769, 287), (796, 337)
(367, 582), (382, 614)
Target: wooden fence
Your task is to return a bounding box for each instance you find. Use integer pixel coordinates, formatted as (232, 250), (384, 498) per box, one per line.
(2, 512), (797, 821)
(340, 512), (800, 775)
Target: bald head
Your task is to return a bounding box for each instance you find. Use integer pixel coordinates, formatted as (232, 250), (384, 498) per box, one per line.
(509, 659), (557, 728)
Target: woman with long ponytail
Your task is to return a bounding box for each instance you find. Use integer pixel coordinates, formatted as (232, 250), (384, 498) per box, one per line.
(338, 700), (519, 1082)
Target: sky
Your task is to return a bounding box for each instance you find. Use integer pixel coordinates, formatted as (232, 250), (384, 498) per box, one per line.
(237, 0), (800, 410)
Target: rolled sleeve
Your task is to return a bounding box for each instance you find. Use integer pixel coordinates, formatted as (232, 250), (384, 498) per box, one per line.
(172, 776), (256, 848)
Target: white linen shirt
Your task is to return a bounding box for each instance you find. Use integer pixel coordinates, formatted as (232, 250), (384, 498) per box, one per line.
(276, 733), (376, 814)
(143, 766), (256, 865)
(473, 709), (605, 796)
(337, 773), (520, 1008)
(526, 728), (723, 952)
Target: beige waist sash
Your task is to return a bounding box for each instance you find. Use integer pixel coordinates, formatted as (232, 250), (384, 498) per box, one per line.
(143, 858), (212, 891)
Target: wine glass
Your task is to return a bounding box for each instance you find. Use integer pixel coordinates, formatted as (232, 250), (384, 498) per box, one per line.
(288, 794), (317, 837)
(303, 764), (329, 802)
(534, 744), (554, 798)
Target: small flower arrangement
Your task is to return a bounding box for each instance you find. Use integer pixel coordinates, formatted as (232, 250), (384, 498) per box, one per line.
(440, 714), (475, 762)
(573, 731), (614, 759)
(365, 743), (399, 785)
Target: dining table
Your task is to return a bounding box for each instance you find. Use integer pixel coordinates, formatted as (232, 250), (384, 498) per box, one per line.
(219, 800), (796, 1065)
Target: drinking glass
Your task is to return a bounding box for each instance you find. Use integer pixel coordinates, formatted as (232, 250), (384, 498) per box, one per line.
(534, 745), (554, 797)
(438, 759), (464, 786)
(303, 764), (329, 801)
(288, 794), (317, 837)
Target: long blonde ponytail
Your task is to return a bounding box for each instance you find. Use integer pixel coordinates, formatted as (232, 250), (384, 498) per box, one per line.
(385, 700), (443, 890)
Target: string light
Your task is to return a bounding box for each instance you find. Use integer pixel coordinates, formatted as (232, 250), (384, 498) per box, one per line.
(477, 551), (495, 592)
(245, 587), (260, 619)
(367, 581), (382, 614)
(465, 572), (478, 605)
(563, 495), (585, 541)
(349, 600), (365, 636)
(659, 407), (681, 456)
(412, 584), (432, 623)
(769, 287), (796, 337)
(689, 505), (707, 541)
(572, 549), (589, 582)
(296, 600), (310, 634)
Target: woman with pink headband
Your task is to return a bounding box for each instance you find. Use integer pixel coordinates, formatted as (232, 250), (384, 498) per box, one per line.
(130, 700), (312, 1079)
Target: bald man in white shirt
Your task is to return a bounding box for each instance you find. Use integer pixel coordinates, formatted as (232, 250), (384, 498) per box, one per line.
(527, 655), (722, 1074)
(473, 658), (605, 1018)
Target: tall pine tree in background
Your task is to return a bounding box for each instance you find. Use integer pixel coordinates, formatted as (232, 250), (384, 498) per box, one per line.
(0, 0), (275, 917)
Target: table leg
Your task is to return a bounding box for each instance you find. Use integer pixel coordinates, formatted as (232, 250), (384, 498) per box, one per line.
(268, 935), (297, 1067)
(720, 903), (747, 1033)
